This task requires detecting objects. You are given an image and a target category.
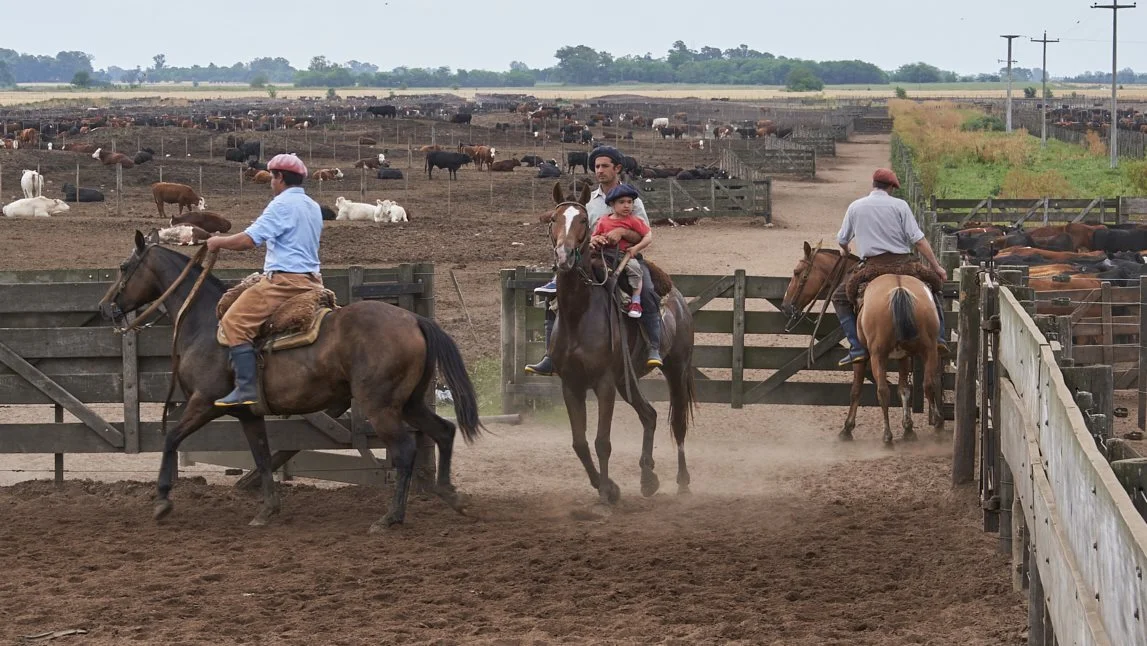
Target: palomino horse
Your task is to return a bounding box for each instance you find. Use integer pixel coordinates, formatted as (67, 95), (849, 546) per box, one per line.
(545, 182), (696, 504)
(98, 230), (483, 531)
(781, 242), (945, 445)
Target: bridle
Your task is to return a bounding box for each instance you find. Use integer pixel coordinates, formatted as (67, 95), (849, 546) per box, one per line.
(102, 244), (213, 335)
(550, 201), (611, 287)
(784, 246), (850, 333)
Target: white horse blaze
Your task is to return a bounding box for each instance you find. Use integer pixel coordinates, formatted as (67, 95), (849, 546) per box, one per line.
(562, 206), (579, 236)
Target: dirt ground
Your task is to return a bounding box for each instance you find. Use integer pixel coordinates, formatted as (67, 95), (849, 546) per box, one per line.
(0, 122), (1028, 644)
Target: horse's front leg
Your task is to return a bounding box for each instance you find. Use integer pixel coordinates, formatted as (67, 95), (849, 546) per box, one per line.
(616, 370), (659, 497)
(925, 351), (946, 436)
(593, 378), (620, 505)
(238, 414), (280, 527)
(898, 360), (916, 442)
(155, 394), (225, 521)
(562, 381), (600, 491)
(870, 355), (894, 446)
(841, 362), (864, 441)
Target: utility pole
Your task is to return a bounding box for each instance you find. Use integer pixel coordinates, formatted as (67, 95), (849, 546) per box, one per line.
(1092, 2), (1136, 168)
(1000, 35), (1021, 132)
(1032, 31), (1059, 147)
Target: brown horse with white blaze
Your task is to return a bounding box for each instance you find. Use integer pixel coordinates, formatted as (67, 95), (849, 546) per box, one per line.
(782, 243), (945, 445)
(545, 183), (696, 504)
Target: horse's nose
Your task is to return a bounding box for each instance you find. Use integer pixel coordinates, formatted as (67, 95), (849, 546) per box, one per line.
(99, 302), (117, 320)
(779, 302), (794, 318)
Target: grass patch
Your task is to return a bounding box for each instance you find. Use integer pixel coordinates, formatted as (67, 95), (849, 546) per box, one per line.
(891, 99), (1139, 198)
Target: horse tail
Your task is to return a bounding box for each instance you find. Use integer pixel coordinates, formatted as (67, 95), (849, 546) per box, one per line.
(416, 316), (484, 442)
(889, 285), (919, 343)
(668, 359), (697, 440)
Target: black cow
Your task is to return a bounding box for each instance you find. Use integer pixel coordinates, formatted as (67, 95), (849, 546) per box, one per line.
(367, 105), (397, 118)
(62, 183), (104, 203)
(566, 151), (589, 174)
(247, 159), (268, 171)
(132, 149), (154, 165)
(320, 205), (337, 221)
(238, 141), (262, 160)
(377, 168), (404, 180)
(536, 163), (561, 178)
(426, 151), (471, 179)
(520, 154), (544, 167)
(224, 147), (246, 163)
(580, 129), (594, 145)
(735, 127), (758, 139)
(451, 113), (472, 125)
(1093, 227), (1147, 252)
(621, 155), (641, 177)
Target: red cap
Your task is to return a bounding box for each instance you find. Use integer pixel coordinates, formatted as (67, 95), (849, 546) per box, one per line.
(267, 153), (308, 178)
(873, 168), (900, 188)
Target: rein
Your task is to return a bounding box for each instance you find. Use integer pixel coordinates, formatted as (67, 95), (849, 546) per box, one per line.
(161, 248), (218, 434)
(114, 245), (210, 335)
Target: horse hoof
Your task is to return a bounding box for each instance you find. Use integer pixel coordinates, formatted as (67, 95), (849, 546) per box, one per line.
(368, 515), (403, 534)
(248, 506), (279, 527)
(883, 438), (895, 449)
(902, 430), (918, 442)
(153, 499), (173, 521)
(603, 480), (621, 505)
(441, 490), (471, 515)
(640, 470), (660, 498)
(838, 430), (854, 442)
(677, 483), (692, 495)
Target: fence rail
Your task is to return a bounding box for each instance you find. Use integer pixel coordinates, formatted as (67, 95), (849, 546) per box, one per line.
(638, 176), (771, 222)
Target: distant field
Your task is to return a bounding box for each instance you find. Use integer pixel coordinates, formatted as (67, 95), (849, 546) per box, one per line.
(0, 81), (1143, 106)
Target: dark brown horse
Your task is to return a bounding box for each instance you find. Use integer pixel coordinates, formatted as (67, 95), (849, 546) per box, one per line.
(98, 231), (482, 531)
(545, 183), (696, 504)
(782, 243), (944, 445)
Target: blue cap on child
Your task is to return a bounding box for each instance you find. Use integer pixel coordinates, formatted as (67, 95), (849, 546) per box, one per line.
(604, 183), (640, 205)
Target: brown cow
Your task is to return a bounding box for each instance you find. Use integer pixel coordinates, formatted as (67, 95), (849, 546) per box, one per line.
(418, 144), (442, 153)
(92, 148), (135, 168)
(170, 210), (232, 234)
(151, 182), (205, 217)
(489, 158), (520, 172)
(17, 128), (38, 147)
(313, 168), (344, 182)
(472, 145), (496, 170)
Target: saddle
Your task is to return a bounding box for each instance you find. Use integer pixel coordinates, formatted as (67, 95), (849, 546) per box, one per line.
(847, 256), (942, 311)
(215, 272), (338, 351)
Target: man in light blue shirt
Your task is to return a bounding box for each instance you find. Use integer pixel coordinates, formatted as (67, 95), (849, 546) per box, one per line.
(206, 153), (323, 407)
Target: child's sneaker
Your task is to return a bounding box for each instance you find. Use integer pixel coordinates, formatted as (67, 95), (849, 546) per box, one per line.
(627, 302), (643, 318)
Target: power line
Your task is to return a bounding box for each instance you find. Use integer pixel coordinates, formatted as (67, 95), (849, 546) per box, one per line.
(1092, 2), (1136, 168)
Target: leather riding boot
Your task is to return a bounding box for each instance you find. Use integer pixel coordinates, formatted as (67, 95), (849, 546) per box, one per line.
(524, 315), (555, 376)
(643, 307), (663, 368)
(836, 310), (868, 367)
(934, 291), (951, 358)
(215, 343), (259, 407)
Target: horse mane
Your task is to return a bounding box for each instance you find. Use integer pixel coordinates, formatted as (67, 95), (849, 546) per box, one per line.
(150, 244), (226, 294)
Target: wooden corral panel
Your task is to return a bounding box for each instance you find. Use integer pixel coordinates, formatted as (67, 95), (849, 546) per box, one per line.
(637, 177), (771, 222)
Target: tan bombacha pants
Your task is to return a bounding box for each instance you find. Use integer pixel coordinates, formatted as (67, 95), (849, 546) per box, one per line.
(219, 272), (322, 346)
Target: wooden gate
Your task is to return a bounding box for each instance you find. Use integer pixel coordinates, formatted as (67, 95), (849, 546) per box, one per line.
(0, 263), (435, 486)
(636, 177), (772, 223)
(500, 266), (955, 413)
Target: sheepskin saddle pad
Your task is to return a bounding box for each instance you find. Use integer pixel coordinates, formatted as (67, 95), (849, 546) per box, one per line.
(215, 272), (338, 351)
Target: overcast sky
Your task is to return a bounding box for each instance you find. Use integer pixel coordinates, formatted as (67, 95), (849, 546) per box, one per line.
(7, 0), (1147, 77)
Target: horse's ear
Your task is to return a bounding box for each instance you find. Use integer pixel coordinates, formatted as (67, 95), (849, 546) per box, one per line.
(552, 182), (564, 205)
(803, 241), (812, 258)
(134, 230), (146, 251)
(577, 182), (592, 206)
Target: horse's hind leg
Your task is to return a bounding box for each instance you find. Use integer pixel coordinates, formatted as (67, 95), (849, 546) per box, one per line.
(841, 363), (864, 441)
(616, 372), (660, 498)
(238, 414), (281, 527)
(898, 360), (916, 442)
(365, 407), (417, 533)
(663, 360), (692, 494)
(562, 383), (601, 492)
(925, 352), (946, 436)
(870, 356), (894, 446)
(154, 394), (223, 521)
(403, 402), (468, 514)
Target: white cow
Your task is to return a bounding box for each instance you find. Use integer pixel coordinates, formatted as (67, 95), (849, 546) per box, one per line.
(334, 196), (382, 221)
(20, 169), (44, 198)
(375, 199), (409, 223)
(3, 196), (70, 217)
(651, 117), (670, 129)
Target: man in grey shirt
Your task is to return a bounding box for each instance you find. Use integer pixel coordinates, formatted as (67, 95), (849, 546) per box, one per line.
(831, 168), (948, 366)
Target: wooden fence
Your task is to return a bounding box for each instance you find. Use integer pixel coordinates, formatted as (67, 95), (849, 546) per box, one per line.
(1012, 109), (1147, 159)
(500, 267), (956, 414)
(786, 125), (837, 156)
(853, 117), (894, 134)
(0, 263), (436, 486)
(928, 197), (1129, 226)
(722, 141), (816, 177)
(638, 176), (771, 223)
(955, 273), (1147, 645)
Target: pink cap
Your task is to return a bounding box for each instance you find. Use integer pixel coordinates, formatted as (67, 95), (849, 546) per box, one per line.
(267, 153), (308, 178)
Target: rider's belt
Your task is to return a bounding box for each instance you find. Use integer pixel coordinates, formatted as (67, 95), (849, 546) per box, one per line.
(265, 270), (320, 281)
(861, 252), (912, 264)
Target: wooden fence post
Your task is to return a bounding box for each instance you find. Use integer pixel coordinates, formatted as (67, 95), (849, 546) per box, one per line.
(122, 317), (139, 453)
(500, 268), (516, 414)
(953, 266), (979, 486)
(1140, 276), (1147, 432)
(731, 269), (746, 409)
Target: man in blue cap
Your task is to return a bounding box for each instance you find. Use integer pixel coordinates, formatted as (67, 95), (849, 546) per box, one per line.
(526, 145), (663, 375)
